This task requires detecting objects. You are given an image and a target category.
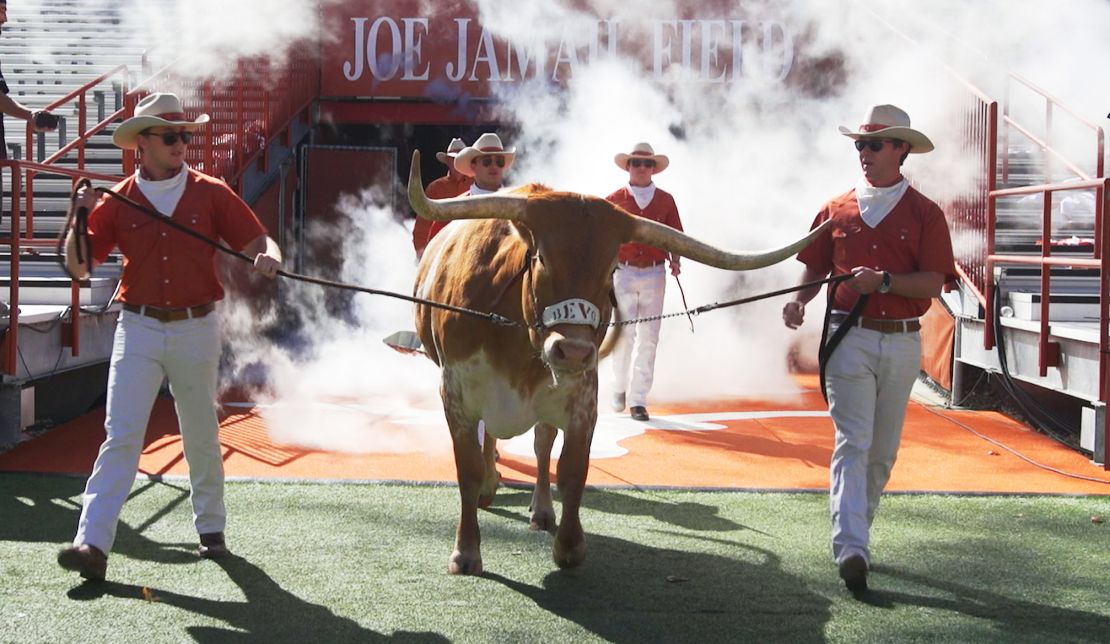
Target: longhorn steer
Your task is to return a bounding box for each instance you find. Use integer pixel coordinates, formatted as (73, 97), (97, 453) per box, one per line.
(409, 151), (826, 574)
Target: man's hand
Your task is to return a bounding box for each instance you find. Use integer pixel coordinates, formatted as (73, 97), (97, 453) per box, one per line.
(73, 184), (97, 215)
(31, 110), (58, 133)
(669, 258), (681, 277)
(847, 266), (884, 294)
(783, 300), (805, 329)
(252, 253), (280, 278)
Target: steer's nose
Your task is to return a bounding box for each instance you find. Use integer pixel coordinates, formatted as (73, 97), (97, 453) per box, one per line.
(547, 337), (597, 372)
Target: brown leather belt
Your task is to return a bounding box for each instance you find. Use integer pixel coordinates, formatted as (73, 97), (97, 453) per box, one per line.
(620, 259), (665, 268)
(123, 302), (215, 323)
(831, 314), (920, 334)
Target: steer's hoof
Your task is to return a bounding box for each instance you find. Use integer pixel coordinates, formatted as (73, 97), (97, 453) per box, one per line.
(448, 551), (483, 575)
(553, 538), (586, 569)
(529, 509), (557, 533)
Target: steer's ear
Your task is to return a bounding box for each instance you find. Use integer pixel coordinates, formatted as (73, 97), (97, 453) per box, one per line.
(510, 220), (535, 251)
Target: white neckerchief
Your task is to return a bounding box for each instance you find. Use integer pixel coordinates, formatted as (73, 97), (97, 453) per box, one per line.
(856, 177), (908, 228)
(136, 165), (189, 216)
(628, 182), (656, 210)
(468, 183), (501, 196)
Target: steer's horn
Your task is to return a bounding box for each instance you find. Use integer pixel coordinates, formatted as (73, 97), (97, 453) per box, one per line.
(629, 217), (831, 270)
(408, 150), (527, 222)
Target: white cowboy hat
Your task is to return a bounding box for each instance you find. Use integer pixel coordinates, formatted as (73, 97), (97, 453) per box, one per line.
(435, 137), (467, 164)
(838, 104), (934, 153)
(454, 132), (516, 177)
(112, 92), (210, 151)
(614, 142), (670, 173)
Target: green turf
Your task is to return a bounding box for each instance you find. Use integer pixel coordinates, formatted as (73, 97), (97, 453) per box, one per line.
(2, 473), (1107, 642)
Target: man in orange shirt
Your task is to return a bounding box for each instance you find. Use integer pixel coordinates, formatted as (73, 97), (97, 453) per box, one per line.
(419, 132), (516, 258)
(453, 132), (514, 196)
(413, 137), (471, 258)
(606, 142), (683, 422)
(783, 105), (955, 594)
(57, 92), (281, 581)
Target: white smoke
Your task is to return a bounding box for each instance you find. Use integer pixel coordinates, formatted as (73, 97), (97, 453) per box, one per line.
(39, 0), (1102, 452)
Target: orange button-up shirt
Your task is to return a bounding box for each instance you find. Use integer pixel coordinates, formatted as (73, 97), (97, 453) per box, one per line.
(413, 173), (472, 255)
(607, 185), (684, 264)
(88, 169), (266, 308)
(796, 186), (956, 319)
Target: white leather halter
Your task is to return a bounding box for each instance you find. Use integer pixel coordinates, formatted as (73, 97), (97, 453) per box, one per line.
(540, 298), (601, 329)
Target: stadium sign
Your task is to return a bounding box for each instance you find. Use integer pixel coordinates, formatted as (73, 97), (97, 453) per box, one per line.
(322, 1), (796, 98)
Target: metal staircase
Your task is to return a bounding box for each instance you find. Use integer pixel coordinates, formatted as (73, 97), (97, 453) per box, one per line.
(0, 0), (154, 305)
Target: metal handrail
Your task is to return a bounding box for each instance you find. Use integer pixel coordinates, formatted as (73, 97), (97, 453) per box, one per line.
(17, 65), (129, 245)
(122, 46), (319, 186)
(985, 179), (1108, 366)
(986, 178), (1109, 468)
(4, 65), (133, 376)
(1, 159), (124, 376)
(1002, 73), (1105, 184)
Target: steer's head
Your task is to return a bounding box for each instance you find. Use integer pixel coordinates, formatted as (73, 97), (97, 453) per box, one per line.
(513, 192), (630, 376)
(408, 151), (829, 379)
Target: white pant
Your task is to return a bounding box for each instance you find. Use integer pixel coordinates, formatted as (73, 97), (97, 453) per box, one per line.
(74, 309), (224, 552)
(610, 264), (666, 408)
(825, 324), (920, 566)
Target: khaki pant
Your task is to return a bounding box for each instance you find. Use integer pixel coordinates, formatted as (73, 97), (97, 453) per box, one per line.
(825, 324), (920, 566)
(74, 308), (224, 552)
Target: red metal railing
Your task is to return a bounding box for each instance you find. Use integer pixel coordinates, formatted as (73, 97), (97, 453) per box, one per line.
(938, 89), (998, 312)
(1, 161), (122, 375)
(2, 67), (132, 376)
(4, 46), (320, 376)
(985, 179), (1108, 365)
(985, 179), (1110, 470)
(123, 44), (319, 189)
(1001, 73), (1105, 184)
(19, 66), (131, 236)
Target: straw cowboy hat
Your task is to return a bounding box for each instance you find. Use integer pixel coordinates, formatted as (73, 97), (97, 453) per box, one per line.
(436, 138), (467, 164)
(112, 92), (210, 151)
(838, 104), (934, 153)
(454, 132), (516, 177)
(614, 142), (670, 173)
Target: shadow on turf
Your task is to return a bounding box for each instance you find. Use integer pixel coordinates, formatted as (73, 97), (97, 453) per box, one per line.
(488, 486), (748, 533)
(480, 490), (832, 641)
(0, 474), (225, 567)
(65, 555), (448, 642)
(482, 533), (832, 642)
(870, 565), (1110, 640)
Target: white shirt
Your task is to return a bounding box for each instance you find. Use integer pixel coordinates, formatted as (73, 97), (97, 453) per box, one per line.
(136, 165), (189, 216)
(856, 177), (909, 228)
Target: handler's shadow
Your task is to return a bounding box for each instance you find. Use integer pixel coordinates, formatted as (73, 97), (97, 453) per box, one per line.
(874, 565), (1110, 641)
(483, 529), (832, 643)
(485, 487), (745, 533)
(0, 474), (202, 566)
(67, 554), (448, 643)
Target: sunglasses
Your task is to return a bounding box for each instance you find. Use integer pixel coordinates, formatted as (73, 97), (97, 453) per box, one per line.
(854, 139), (899, 152)
(629, 159), (656, 169)
(143, 130), (193, 146)
(476, 155), (506, 168)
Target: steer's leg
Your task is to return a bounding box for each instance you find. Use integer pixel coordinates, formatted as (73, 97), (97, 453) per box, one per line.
(446, 402), (484, 575)
(478, 429), (500, 508)
(553, 392), (597, 568)
(530, 423), (557, 533)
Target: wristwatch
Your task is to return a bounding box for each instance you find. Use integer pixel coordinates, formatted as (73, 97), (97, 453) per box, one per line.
(877, 271), (892, 294)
